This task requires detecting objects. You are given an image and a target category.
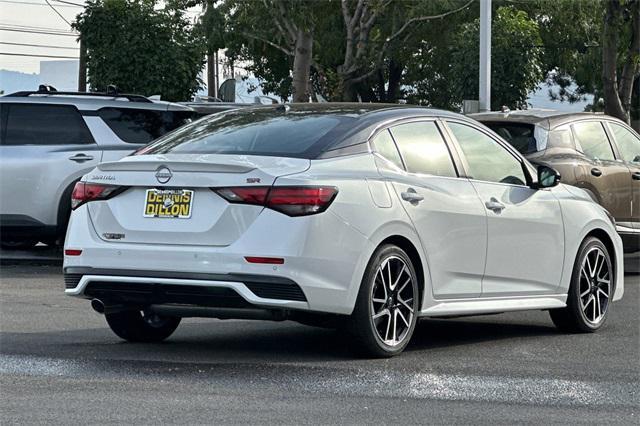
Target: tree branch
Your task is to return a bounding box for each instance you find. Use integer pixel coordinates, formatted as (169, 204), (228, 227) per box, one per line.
(241, 31), (293, 57)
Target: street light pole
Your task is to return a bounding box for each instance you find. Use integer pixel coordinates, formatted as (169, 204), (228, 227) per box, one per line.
(479, 0), (491, 112)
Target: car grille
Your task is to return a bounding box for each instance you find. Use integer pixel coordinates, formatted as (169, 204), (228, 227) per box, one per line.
(64, 273), (83, 289)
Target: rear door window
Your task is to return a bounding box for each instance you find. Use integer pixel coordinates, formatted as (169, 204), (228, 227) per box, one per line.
(98, 108), (192, 144)
(1, 103), (94, 146)
(388, 121), (457, 177)
(572, 121), (615, 161)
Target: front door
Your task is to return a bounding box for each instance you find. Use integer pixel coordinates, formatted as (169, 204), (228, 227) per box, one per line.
(445, 121), (564, 296)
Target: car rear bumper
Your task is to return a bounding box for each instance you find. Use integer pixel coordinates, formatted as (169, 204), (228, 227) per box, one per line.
(64, 268), (309, 311)
(63, 204), (374, 315)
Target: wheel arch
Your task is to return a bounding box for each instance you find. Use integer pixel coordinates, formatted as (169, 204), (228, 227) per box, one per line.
(584, 228), (617, 288)
(375, 235), (426, 310)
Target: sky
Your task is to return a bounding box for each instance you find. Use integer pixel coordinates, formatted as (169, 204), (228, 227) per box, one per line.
(0, 0), (82, 74)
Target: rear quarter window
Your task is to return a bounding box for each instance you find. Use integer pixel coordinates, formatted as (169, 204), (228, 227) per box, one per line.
(1, 103), (94, 146)
(99, 108), (192, 144)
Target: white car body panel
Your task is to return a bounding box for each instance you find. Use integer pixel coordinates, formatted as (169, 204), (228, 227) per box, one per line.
(64, 108), (624, 322)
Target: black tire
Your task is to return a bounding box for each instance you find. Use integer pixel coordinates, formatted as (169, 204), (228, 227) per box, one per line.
(105, 310), (181, 342)
(550, 236), (613, 333)
(0, 239), (38, 250)
(349, 244), (420, 358)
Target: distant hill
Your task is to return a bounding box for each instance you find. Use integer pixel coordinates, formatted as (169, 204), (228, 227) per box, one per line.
(0, 70), (39, 94)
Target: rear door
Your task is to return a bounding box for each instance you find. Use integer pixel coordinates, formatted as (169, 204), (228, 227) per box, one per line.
(0, 102), (100, 228)
(444, 120), (564, 297)
(373, 120), (487, 299)
(571, 120), (632, 224)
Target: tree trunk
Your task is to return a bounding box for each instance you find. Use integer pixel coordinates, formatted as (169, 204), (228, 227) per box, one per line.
(291, 30), (313, 103)
(602, 0), (631, 124)
(386, 59), (403, 103)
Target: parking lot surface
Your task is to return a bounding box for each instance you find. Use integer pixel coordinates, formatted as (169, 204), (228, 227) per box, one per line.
(1, 264), (638, 424)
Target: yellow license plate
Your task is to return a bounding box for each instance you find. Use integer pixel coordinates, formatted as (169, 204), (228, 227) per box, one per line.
(143, 189), (194, 218)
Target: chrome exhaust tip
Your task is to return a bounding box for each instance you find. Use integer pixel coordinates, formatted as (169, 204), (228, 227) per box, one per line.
(90, 298), (105, 314)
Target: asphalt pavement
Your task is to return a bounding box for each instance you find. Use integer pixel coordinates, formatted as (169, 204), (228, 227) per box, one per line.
(0, 264), (638, 424)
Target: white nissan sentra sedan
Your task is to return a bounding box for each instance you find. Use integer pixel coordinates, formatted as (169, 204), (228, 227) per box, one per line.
(63, 104), (624, 357)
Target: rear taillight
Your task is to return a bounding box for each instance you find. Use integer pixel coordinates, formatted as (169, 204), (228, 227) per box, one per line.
(213, 186), (338, 217)
(71, 182), (122, 210)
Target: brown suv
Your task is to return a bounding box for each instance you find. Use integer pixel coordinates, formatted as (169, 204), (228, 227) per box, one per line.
(472, 110), (639, 250)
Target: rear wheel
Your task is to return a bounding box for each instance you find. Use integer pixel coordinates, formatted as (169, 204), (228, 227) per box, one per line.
(105, 309), (181, 342)
(350, 244), (419, 358)
(550, 237), (613, 332)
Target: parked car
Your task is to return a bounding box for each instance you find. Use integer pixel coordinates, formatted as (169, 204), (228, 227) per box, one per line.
(63, 104), (624, 357)
(471, 110), (640, 251)
(0, 86), (194, 249)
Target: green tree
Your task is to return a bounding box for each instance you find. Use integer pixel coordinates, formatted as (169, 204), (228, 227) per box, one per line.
(407, 6), (542, 110)
(74, 0), (206, 101)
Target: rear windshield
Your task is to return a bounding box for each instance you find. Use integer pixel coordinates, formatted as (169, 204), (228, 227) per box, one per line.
(138, 108), (356, 158)
(482, 122), (538, 154)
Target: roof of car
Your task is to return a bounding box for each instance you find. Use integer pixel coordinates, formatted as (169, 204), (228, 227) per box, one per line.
(0, 90), (192, 112)
(469, 109), (613, 130)
(221, 102), (466, 121)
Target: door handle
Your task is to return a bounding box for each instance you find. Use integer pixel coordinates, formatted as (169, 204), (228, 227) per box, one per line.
(633, 172), (640, 181)
(401, 188), (424, 204)
(485, 197), (505, 212)
(69, 153), (94, 163)
(591, 168), (602, 177)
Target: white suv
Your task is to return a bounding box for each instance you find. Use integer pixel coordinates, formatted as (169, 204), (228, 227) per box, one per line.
(0, 87), (193, 249)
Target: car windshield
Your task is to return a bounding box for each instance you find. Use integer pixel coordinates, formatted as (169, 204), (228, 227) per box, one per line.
(483, 122), (538, 154)
(138, 108), (356, 158)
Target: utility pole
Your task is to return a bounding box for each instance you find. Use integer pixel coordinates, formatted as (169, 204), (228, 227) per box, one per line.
(78, 38), (87, 92)
(479, 0), (491, 112)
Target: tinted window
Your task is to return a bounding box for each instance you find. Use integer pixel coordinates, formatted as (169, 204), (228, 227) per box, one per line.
(448, 122), (527, 185)
(1, 103), (93, 146)
(572, 121), (614, 161)
(609, 123), (640, 163)
(141, 109), (354, 158)
(483, 122), (538, 154)
(99, 108), (192, 144)
(371, 129), (403, 169)
(389, 121), (456, 177)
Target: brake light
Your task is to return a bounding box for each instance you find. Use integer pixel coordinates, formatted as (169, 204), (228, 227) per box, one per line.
(214, 186), (338, 217)
(71, 182), (122, 210)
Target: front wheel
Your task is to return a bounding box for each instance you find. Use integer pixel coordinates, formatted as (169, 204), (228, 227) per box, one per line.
(550, 237), (613, 332)
(105, 309), (181, 342)
(350, 244), (419, 358)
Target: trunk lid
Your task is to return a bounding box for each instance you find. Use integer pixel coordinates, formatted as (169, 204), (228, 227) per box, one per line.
(86, 154), (310, 246)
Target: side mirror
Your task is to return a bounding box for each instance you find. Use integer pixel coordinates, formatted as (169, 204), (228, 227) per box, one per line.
(534, 165), (561, 189)
(633, 155), (640, 163)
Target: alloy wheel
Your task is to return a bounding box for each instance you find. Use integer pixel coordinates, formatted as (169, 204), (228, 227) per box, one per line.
(370, 255), (416, 347)
(578, 246), (611, 325)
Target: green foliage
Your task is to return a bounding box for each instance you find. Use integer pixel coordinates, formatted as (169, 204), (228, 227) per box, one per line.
(407, 6), (543, 110)
(74, 0), (206, 101)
